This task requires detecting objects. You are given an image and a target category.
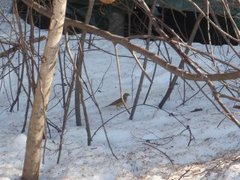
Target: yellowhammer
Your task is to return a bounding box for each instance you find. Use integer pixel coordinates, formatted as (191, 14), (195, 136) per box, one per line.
(105, 93), (130, 108)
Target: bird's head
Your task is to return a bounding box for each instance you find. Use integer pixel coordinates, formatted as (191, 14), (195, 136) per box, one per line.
(123, 93), (130, 100)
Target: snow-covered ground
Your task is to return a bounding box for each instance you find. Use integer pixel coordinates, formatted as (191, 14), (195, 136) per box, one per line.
(0, 7), (240, 180)
(0, 0), (12, 13)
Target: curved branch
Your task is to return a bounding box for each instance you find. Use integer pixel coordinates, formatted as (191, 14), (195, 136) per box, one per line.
(22, 0), (240, 83)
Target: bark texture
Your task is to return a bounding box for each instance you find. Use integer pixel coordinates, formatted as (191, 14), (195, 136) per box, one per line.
(22, 0), (67, 179)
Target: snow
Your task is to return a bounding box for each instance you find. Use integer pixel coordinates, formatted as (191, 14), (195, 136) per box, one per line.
(1, 8), (240, 180)
(0, 1), (12, 13)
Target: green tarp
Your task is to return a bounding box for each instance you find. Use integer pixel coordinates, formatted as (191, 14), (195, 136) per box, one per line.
(157, 0), (239, 16)
(158, 0), (240, 27)
(67, 0), (240, 28)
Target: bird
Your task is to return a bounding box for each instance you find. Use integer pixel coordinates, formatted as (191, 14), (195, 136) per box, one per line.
(105, 93), (130, 108)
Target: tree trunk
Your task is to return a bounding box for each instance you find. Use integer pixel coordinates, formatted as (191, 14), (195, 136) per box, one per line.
(108, 10), (125, 36)
(21, 0), (67, 179)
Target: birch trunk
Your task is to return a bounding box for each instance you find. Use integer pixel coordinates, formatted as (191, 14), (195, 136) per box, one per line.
(22, 0), (67, 179)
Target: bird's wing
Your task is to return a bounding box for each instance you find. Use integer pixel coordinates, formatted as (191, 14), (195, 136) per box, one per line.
(105, 97), (122, 107)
